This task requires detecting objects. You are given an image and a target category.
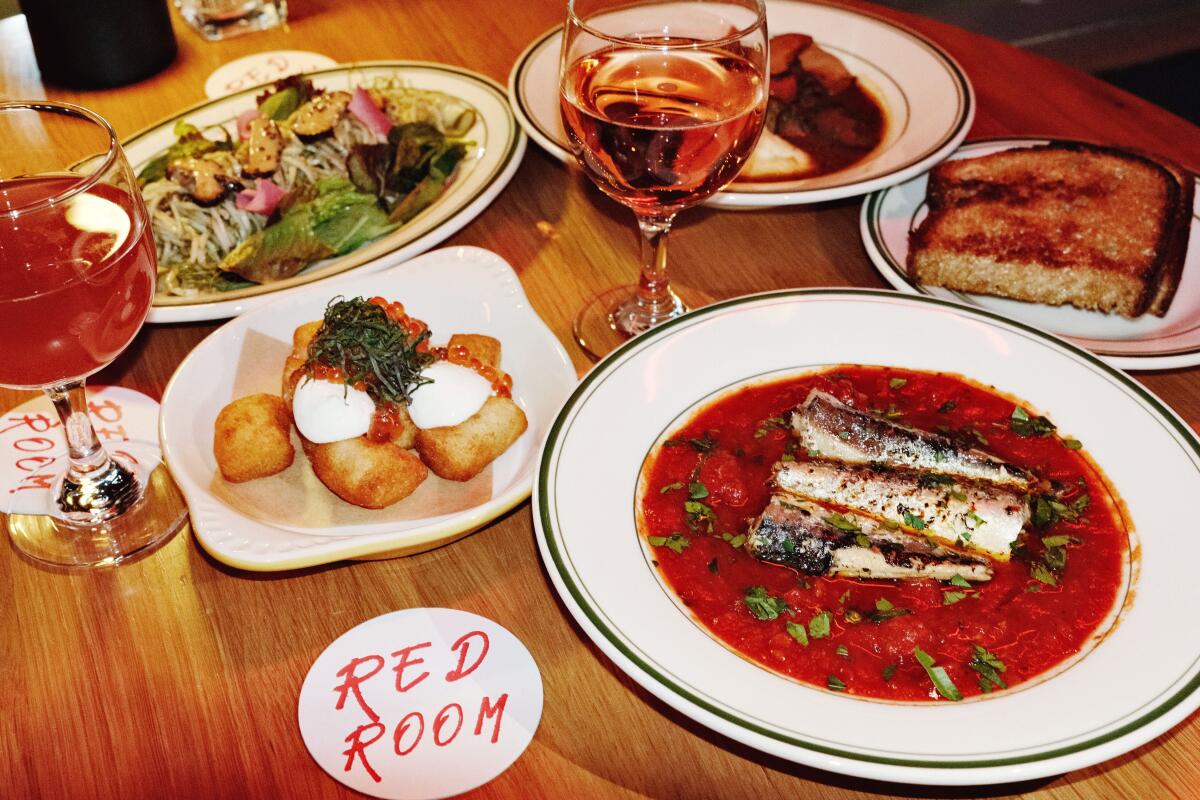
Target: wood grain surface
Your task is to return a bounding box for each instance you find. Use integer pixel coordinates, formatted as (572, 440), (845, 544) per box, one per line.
(1, 2), (1198, 798)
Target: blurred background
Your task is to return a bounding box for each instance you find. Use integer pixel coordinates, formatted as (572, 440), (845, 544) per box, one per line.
(2, 0), (1196, 124)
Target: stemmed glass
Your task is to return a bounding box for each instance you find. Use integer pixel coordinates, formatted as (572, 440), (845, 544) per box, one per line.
(559, 0), (768, 357)
(0, 101), (187, 568)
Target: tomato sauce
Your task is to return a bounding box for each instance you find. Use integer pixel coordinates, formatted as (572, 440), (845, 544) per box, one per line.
(638, 366), (1129, 702)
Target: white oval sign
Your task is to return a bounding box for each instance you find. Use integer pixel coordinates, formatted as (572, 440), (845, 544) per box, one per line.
(297, 608), (543, 799)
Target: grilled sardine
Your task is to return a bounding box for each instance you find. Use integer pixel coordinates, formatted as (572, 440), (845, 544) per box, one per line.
(773, 460), (1028, 561)
(747, 497), (992, 581)
(793, 391), (1030, 490)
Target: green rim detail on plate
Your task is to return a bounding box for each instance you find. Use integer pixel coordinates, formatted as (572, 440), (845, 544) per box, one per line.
(512, 1), (973, 205)
(861, 136), (1200, 363)
(536, 287), (1200, 770)
(127, 61), (521, 310)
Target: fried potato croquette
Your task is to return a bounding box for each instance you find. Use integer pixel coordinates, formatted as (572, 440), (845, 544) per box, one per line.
(282, 320), (323, 404)
(415, 396), (528, 481)
(308, 436), (429, 508)
(213, 393), (295, 483)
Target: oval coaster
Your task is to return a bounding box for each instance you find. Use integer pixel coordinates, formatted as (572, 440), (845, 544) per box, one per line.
(297, 608), (543, 799)
(204, 50), (338, 98)
(0, 385), (163, 516)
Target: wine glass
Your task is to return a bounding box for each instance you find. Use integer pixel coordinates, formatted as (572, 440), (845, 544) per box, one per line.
(0, 101), (187, 568)
(559, 0), (768, 357)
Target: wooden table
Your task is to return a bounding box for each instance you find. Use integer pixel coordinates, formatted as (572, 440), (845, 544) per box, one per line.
(2, 2), (1198, 798)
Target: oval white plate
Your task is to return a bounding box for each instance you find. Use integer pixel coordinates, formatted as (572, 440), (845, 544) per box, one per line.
(508, 0), (973, 208)
(131, 61), (526, 323)
(861, 137), (1200, 370)
(534, 288), (1200, 785)
(161, 246), (576, 571)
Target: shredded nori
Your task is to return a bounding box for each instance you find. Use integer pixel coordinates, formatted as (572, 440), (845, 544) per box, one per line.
(303, 297), (433, 404)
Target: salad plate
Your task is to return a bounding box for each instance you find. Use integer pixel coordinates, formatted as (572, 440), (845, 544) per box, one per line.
(534, 288), (1200, 784)
(860, 137), (1200, 370)
(508, 0), (973, 208)
(160, 246), (576, 571)
(130, 61), (525, 324)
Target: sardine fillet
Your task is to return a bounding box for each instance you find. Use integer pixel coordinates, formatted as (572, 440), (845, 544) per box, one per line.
(773, 460), (1027, 560)
(793, 390), (1030, 490)
(747, 497), (992, 581)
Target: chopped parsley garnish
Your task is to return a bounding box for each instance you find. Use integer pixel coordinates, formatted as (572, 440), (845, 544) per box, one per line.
(902, 511), (927, 530)
(647, 533), (689, 555)
(836, 644), (850, 658)
(967, 645), (1008, 693)
(664, 434), (717, 453)
(912, 646), (962, 701)
(883, 403), (903, 419)
(659, 481), (684, 494)
(918, 472), (955, 488)
(744, 587), (790, 621)
(687, 481), (709, 499)
(1030, 562), (1058, 586)
(786, 621), (808, 646)
(937, 401), (957, 414)
(1062, 437), (1083, 450)
(754, 416), (789, 439)
(882, 664), (898, 682)
(827, 675), (847, 692)
(707, 558), (719, 575)
(942, 591), (967, 606)
(683, 500), (716, 533)
(949, 575), (972, 588)
(868, 597), (912, 624)
(889, 378), (908, 389)
(304, 297), (434, 405)
(1010, 406), (1056, 437)
(727, 534), (747, 549)
(808, 610), (832, 639)
(824, 513), (860, 533)
(1033, 492), (1090, 529)
(806, 448), (821, 458)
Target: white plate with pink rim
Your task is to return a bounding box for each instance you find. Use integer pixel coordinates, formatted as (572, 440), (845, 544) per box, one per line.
(159, 246), (576, 571)
(507, 0), (974, 207)
(860, 136), (1200, 370)
(534, 288), (1200, 784)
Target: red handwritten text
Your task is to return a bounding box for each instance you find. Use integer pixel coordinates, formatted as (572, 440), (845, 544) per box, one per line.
(330, 631), (509, 783)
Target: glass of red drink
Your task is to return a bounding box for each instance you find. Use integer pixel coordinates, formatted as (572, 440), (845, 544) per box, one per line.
(559, 0), (768, 357)
(0, 101), (186, 568)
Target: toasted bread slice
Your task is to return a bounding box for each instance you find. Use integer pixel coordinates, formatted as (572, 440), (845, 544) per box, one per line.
(908, 142), (1193, 317)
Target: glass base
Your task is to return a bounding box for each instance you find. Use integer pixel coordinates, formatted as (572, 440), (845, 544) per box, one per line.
(178, 0), (287, 41)
(573, 283), (711, 360)
(4, 464), (188, 569)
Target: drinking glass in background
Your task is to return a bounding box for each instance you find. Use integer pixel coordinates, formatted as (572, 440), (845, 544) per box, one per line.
(0, 102), (187, 568)
(559, 0), (768, 357)
(20, 0), (176, 89)
(175, 0), (288, 40)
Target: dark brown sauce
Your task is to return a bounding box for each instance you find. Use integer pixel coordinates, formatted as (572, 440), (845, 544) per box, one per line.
(740, 35), (887, 182)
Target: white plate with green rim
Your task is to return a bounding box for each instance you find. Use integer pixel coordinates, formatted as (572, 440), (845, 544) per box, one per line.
(860, 136), (1200, 371)
(160, 246), (576, 571)
(533, 288), (1200, 784)
(130, 61), (525, 323)
(508, 0), (973, 208)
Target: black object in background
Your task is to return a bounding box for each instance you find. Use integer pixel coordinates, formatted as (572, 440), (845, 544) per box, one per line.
(20, 0), (177, 89)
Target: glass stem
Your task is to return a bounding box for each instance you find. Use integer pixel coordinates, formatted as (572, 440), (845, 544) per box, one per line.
(45, 380), (140, 522)
(608, 211), (689, 339)
(634, 211), (679, 319)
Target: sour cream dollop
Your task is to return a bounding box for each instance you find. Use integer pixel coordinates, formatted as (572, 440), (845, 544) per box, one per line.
(292, 377), (375, 443)
(408, 361), (492, 429)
